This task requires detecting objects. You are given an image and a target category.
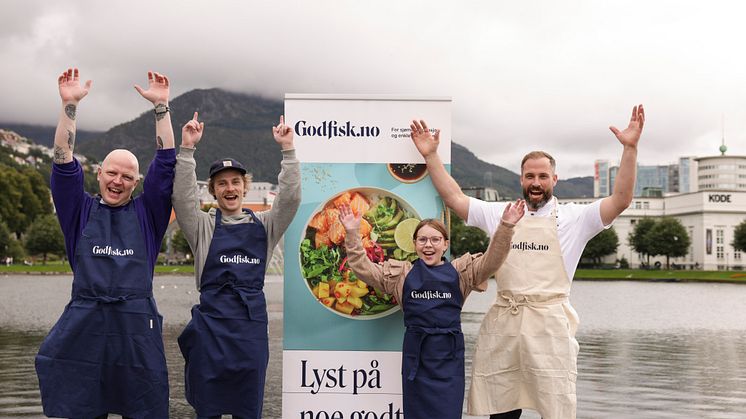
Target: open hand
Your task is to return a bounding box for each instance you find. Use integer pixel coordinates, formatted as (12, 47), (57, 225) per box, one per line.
(338, 204), (361, 231)
(58, 68), (92, 104)
(134, 71), (170, 105)
(501, 199), (526, 225)
(181, 111), (204, 148)
(609, 104), (645, 148)
(409, 119), (440, 158)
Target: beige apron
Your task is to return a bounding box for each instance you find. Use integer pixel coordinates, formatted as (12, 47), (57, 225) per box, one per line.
(468, 200), (579, 419)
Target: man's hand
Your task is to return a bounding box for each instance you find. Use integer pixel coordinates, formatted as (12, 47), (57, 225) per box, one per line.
(501, 199), (526, 225)
(272, 115), (294, 150)
(338, 204), (361, 231)
(134, 71), (170, 105)
(409, 119), (440, 158)
(609, 104), (645, 148)
(58, 68), (92, 105)
(181, 112), (204, 148)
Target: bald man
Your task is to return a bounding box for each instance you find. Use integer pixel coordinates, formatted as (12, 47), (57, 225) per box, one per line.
(35, 68), (176, 419)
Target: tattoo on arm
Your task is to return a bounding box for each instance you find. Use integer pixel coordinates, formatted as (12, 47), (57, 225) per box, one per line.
(53, 146), (67, 164)
(156, 135), (164, 150)
(67, 130), (75, 151)
(65, 104), (77, 120)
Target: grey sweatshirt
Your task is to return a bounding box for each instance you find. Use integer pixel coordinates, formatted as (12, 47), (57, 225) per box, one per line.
(172, 146), (301, 289)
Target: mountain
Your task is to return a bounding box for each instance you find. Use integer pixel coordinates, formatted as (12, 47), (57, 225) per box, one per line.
(2, 89), (593, 197)
(76, 89), (284, 181)
(0, 123), (103, 150)
(449, 142), (593, 199)
(553, 176), (594, 198)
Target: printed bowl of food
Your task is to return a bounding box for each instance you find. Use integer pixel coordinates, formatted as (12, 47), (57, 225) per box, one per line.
(387, 163), (428, 184)
(299, 188), (421, 319)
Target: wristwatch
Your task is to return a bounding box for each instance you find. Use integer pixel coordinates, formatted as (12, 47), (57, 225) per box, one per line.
(154, 103), (170, 115)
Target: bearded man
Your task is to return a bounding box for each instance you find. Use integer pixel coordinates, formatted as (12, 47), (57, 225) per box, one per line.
(409, 105), (644, 419)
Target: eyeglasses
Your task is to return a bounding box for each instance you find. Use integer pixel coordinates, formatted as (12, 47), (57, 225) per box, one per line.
(415, 236), (444, 246)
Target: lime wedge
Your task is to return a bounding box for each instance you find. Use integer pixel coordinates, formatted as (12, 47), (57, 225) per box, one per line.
(394, 218), (420, 254)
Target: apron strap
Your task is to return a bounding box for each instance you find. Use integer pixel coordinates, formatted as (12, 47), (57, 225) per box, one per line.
(203, 281), (263, 319)
(495, 293), (568, 314)
(406, 326), (461, 381)
(76, 292), (151, 303)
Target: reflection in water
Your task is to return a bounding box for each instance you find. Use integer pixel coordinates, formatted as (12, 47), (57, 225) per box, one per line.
(0, 322), (284, 419)
(3, 280), (746, 418)
(577, 330), (746, 419)
(0, 330), (42, 417)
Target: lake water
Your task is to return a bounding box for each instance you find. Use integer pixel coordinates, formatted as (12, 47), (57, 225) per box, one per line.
(1, 276), (745, 418)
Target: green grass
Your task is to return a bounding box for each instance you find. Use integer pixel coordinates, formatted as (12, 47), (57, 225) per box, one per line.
(575, 269), (746, 283)
(0, 262), (194, 275)
(5, 264), (742, 283)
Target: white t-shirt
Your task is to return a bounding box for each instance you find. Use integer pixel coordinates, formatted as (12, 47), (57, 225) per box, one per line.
(467, 197), (607, 281)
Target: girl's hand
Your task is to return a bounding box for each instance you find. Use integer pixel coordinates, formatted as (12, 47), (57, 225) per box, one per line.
(501, 199), (526, 224)
(338, 204), (361, 231)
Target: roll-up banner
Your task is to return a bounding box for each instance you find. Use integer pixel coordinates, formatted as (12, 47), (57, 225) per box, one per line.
(283, 94), (451, 418)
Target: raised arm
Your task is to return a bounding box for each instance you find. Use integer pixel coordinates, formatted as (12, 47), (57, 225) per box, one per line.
(53, 68), (92, 164)
(410, 119), (470, 220)
(260, 115), (302, 248)
(172, 112), (205, 246)
(134, 71), (175, 150)
(339, 204), (393, 293)
(601, 104), (645, 225)
(468, 199), (525, 286)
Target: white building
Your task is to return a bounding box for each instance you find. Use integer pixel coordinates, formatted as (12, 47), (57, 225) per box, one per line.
(573, 151), (746, 271)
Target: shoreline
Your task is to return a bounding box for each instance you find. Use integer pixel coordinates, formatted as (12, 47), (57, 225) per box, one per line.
(4, 270), (746, 285)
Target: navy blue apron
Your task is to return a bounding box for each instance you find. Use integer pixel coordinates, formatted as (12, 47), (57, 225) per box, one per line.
(401, 258), (465, 419)
(36, 200), (168, 419)
(178, 209), (269, 418)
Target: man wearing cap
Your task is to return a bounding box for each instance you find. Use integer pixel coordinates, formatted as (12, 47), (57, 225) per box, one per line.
(172, 113), (300, 419)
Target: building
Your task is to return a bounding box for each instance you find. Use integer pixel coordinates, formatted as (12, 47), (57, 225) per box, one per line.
(575, 149), (746, 271)
(594, 160), (610, 197)
(595, 156), (699, 198)
(695, 154), (746, 191)
(566, 191), (746, 271)
(463, 186), (499, 202)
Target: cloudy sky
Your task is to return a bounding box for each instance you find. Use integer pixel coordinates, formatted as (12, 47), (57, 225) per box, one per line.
(2, 0), (746, 178)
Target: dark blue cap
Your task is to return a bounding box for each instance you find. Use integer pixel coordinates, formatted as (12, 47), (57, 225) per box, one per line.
(208, 158), (247, 178)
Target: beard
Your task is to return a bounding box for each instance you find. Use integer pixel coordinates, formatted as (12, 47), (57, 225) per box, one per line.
(523, 186), (552, 211)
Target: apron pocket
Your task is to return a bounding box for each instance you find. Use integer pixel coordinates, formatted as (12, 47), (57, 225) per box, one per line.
(36, 356), (101, 416)
(530, 367), (575, 395)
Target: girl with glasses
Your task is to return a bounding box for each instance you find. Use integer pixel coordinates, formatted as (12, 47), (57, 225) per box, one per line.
(338, 199), (525, 419)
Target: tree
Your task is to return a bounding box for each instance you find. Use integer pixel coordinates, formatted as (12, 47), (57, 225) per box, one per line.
(449, 210), (489, 257)
(24, 214), (65, 264)
(581, 227), (619, 267)
(732, 219), (746, 253)
(6, 239), (26, 261)
(20, 166), (52, 213)
(0, 165), (51, 238)
(0, 220), (10, 258)
(628, 217), (656, 267)
(172, 227), (193, 260)
(646, 217), (691, 269)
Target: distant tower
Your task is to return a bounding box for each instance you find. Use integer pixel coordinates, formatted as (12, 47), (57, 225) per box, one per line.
(720, 113), (728, 156)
